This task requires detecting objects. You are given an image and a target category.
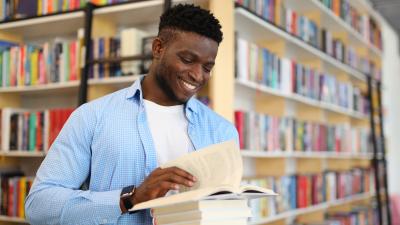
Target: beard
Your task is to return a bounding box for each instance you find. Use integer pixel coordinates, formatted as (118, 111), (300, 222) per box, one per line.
(154, 64), (186, 105)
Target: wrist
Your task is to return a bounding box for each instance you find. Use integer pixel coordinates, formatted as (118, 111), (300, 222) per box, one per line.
(120, 185), (136, 214)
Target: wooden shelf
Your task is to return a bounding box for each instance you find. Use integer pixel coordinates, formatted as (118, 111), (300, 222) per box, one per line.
(0, 151), (46, 158)
(0, 11), (84, 39)
(235, 7), (367, 83)
(0, 75), (140, 95)
(235, 79), (368, 120)
(88, 75), (140, 86)
(0, 215), (27, 224)
(94, 0), (168, 27)
(249, 192), (374, 225)
(0, 81), (80, 95)
(0, 0), (195, 39)
(241, 151), (373, 160)
(0, 0), (166, 38)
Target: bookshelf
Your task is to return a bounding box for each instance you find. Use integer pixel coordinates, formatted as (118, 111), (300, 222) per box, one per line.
(235, 7), (368, 84)
(0, 0), (188, 223)
(287, 0), (382, 57)
(0, 76), (139, 97)
(241, 151), (373, 160)
(0, 152), (46, 158)
(0, 0), (388, 224)
(235, 79), (368, 120)
(249, 192), (374, 225)
(233, 0), (385, 224)
(0, 215), (27, 224)
(0, 11), (84, 38)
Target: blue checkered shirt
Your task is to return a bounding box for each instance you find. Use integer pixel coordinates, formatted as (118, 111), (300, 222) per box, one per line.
(25, 76), (239, 225)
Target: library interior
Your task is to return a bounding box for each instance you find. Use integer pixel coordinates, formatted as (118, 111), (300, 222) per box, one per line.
(0, 0), (400, 225)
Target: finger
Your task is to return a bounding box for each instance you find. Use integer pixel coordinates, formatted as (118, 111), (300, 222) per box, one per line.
(147, 181), (180, 198)
(149, 167), (163, 176)
(165, 166), (197, 182)
(158, 181), (179, 197)
(155, 172), (194, 187)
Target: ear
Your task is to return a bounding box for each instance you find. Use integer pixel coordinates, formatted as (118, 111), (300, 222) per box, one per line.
(152, 37), (164, 60)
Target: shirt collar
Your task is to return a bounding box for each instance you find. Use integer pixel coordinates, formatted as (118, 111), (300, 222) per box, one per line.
(125, 75), (199, 115)
(125, 75), (144, 101)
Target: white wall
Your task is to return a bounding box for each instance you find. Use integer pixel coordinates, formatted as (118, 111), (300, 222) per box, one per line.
(381, 20), (400, 195)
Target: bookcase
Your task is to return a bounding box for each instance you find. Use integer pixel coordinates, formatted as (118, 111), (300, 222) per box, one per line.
(232, 0), (387, 225)
(0, 0), (389, 225)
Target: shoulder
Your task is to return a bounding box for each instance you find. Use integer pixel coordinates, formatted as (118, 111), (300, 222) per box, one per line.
(78, 88), (128, 112)
(190, 98), (238, 141)
(72, 88), (130, 124)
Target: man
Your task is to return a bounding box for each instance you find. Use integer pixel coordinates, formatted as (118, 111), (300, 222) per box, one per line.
(25, 3), (238, 225)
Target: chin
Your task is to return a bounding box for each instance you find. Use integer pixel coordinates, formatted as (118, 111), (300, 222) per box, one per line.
(174, 92), (193, 104)
(177, 96), (191, 104)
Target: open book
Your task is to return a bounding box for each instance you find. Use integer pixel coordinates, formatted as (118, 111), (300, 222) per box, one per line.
(129, 140), (277, 211)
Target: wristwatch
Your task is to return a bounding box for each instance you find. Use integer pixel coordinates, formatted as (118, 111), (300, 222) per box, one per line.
(120, 185), (136, 212)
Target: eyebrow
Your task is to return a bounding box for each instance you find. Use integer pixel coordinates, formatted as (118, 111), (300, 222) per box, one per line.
(178, 50), (215, 65)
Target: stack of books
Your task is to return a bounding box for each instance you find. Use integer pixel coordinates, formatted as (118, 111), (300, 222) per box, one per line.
(151, 199), (251, 225)
(128, 140), (276, 224)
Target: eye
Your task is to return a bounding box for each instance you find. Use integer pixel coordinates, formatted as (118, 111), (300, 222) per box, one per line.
(203, 66), (211, 73)
(180, 56), (192, 64)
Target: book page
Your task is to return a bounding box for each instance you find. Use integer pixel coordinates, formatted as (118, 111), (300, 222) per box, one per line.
(132, 186), (236, 211)
(131, 184), (277, 211)
(238, 184), (277, 198)
(161, 140), (243, 192)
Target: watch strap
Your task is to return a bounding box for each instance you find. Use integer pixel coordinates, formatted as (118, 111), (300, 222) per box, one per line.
(121, 185), (136, 212)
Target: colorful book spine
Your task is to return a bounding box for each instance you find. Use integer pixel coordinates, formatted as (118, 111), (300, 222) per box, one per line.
(235, 1), (382, 78)
(234, 110), (370, 153)
(244, 168), (374, 221)
(0, 108), (74, 152)
(235, 38), (370, 113)
(0, 172), (33, 218)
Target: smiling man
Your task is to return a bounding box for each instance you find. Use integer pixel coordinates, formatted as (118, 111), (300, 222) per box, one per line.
(25, 3), (238, 225)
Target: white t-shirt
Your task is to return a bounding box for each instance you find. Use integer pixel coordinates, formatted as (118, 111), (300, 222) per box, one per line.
(143, 99), (194, 166)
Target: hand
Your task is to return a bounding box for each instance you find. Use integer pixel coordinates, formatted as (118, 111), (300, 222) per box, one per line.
(133, 167), (197, 205)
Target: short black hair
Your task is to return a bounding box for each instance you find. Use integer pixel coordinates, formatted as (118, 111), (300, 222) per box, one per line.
(158, 4), (223, 44)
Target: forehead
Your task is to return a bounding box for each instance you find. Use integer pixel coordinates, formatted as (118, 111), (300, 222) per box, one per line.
(167, 31), (218, 56)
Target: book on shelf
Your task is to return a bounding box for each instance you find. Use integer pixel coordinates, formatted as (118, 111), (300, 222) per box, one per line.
(0, 107), (74, 152)
(0, 168), (33, 219)
(1, 0), (133, 21)
(244, 168), (374, 221)
(129, 140), (277, 212)
(235, 37), (369, 114)
(318, 0), (382, 50)
(89, 27), (154, 79)
(120, 27), (149, 76)
(235, 1), (382, 80)
(140, 36), (156, 74)
(0, 26), (157, 88)
(0, 37), (83, 88)
(235, 0), (285, 28)
(294, 205), (377, 225)
(234, 110), (370, 154)
(323, 207), (377, 225)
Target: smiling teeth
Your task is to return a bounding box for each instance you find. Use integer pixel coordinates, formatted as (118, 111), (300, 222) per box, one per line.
(182, 81), (196, 90)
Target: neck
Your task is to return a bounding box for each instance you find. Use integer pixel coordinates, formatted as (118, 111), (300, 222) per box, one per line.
(142, 73), (180, 106)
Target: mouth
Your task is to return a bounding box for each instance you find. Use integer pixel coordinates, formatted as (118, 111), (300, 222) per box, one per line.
(179, 78), (198, 93)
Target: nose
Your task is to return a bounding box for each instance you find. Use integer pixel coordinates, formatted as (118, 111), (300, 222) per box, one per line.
(188, 64), (203, 82)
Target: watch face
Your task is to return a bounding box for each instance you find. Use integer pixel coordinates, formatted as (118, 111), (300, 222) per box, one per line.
(121, 193), (131, 198)
(121, 185), (135, 198)
(121, 186), (136, 212)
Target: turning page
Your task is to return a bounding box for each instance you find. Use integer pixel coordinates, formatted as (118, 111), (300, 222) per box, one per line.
(161, 140), (243, 192)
